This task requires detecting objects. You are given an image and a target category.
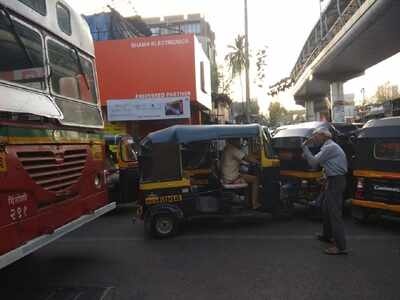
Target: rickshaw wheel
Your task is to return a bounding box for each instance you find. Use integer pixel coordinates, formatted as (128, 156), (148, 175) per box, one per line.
(148, 213), (178, 238)
(273, 196), (294, 220)
(352, 207), (373, 224)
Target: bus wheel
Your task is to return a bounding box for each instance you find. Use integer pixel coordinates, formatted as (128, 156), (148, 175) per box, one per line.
(150, 213), (178, 238)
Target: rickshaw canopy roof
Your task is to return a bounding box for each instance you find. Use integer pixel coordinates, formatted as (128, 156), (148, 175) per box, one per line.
(144, 124), (262, 144)
(273, 121), (331, 139)
(358, 117), (400, 139)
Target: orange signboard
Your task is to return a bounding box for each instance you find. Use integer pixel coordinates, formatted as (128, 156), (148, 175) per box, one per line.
(95, 34), (211, 109)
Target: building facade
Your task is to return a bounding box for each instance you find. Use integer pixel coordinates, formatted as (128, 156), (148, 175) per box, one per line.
(95, 34), (212, 138)
(142, 14), (216, 63)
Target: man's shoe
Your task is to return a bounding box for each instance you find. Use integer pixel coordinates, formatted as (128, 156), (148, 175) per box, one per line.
(316, 233), (334, 244)
(324, 246), (348, 255)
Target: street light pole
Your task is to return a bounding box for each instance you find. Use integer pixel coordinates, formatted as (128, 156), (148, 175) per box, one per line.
(244, 0), (251, 123)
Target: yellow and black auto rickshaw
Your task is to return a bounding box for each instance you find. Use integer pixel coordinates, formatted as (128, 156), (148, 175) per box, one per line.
(137, 124), (281, 238)
(352, 117), (400, 220)
(271, 122), (332, 208)
(105, 134), (139, 204)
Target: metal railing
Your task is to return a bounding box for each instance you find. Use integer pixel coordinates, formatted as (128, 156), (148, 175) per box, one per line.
(291, 0), (367, 82)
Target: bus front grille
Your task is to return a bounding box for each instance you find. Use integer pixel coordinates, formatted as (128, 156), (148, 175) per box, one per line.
(17, 148), (88, 192)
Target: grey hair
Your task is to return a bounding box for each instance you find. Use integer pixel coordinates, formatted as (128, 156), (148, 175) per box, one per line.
(312, 127), (332, 138)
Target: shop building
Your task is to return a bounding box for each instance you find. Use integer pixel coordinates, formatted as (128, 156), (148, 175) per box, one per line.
(94, 33), (212, 138)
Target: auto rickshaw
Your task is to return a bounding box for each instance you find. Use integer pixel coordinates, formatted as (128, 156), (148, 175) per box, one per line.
(104, 135), (139, 204)
(271, 122), (336, 209)
(137, 124), (281, 238)
(351, 117), (400, 220)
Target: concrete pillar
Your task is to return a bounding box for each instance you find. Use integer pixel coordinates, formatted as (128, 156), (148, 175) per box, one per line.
(305, 99), (315, 121)
(330, 82), (345, 123)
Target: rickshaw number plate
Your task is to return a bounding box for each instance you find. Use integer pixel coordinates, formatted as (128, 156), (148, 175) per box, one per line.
(145, 194), (183, 205)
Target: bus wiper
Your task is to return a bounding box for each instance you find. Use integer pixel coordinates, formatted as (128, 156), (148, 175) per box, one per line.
(73, 48), (90, 92)
(0, 7), (34, 67)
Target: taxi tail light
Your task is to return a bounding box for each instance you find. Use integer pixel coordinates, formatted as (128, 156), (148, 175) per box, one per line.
(355, 178), (365, 199)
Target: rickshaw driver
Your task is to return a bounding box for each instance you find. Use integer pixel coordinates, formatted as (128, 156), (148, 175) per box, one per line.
(222, 138), (261, 209)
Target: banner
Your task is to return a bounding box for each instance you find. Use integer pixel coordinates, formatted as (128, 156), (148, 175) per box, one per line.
(107, 97), (191, 121)
(104, 122), (128, 135)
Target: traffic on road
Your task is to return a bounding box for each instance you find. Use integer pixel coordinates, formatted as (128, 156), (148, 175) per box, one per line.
(1, 0), (400, 299)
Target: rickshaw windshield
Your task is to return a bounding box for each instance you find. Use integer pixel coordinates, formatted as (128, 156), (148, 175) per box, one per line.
(120, 138), (137, 162)
(262, 130), (277, 159)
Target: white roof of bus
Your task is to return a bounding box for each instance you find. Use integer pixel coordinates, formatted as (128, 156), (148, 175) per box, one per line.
(0, 0), (94, 56)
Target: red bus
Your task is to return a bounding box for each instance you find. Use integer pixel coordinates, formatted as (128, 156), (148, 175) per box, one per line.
(0, 0), (114, 269)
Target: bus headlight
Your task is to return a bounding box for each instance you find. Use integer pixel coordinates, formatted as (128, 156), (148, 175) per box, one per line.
(94, 174), (102, 189)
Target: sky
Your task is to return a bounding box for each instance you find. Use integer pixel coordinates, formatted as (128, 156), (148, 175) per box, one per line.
(66, 0), (400, 113)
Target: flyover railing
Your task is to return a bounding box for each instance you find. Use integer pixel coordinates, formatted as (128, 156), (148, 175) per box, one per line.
(290, 0), (367, 83)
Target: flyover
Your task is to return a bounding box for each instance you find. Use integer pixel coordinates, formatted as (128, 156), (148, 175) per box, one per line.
(291, 0), (400, 122)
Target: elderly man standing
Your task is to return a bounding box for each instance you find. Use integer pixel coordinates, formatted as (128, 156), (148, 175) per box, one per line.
(302, 128), (348, 255)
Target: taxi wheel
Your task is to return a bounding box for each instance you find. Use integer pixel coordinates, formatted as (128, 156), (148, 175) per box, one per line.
(150, 213), (178, 238)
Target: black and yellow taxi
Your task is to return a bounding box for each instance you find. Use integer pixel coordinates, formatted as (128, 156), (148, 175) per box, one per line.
(137, 124), (281, 238)
(104, 134), (139, 204)
(352, 117), (400, 220)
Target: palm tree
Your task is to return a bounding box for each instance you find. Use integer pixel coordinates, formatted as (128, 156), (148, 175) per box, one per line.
(225, 34), (247, 111)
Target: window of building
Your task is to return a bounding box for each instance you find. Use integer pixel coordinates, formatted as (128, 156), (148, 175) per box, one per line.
(18, 0), (46, 15)
(193, 23), (201, 34)
(47, 39), (98, 104)
(180, 23), (189, 33)
(0, 12), (46, 90)
(374, 142), (400, 161)
(56, 2), (71, 35)
(151, 27), (160, 35)
(200, 61), (206, 94)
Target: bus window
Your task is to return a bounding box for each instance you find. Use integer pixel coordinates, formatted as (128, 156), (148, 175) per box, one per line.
(374, 142), (400, 161)
(18, 0), (47, 16)
(0, 12), (45, 90)
(56, 2), (71, 35)
(47, 39), (98, 104)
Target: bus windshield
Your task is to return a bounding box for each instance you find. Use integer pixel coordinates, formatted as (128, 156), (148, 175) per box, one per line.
(48, 39), (98, 104)
(0, 10), (46, 90)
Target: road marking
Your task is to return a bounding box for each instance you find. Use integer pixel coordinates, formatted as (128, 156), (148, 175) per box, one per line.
(99, 287), (115, 300)
(58, 235), (400, 243)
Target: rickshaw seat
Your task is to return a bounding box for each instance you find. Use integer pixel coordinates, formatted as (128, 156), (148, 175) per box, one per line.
(221, 181), (248, 190)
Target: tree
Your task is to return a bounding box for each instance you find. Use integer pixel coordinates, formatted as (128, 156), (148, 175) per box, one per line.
(231, 99), (259, 116)
(255, 46), (267, 88)
(267, 102), (306, 127)
(374, 81), (400, 104)
(225, 35), (246, 102)
(210, 62), (220, 94)
(268, 102), (287, 128)
(216, 65), (233, 96)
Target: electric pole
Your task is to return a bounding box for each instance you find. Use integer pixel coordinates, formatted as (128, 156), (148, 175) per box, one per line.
(244, 0), (251, 123)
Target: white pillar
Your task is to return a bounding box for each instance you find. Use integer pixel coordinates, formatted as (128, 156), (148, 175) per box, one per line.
(330, 82), (345, 123)
(305, 99), (315, 121)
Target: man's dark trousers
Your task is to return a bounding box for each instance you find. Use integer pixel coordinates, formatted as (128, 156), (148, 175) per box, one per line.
(322, 175), (347, 250)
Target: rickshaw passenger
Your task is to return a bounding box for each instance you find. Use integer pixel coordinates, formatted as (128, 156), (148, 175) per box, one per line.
(222, 138), (261, 209)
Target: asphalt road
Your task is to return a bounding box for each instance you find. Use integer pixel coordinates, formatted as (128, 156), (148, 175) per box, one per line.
(1, 206), (399, 300)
